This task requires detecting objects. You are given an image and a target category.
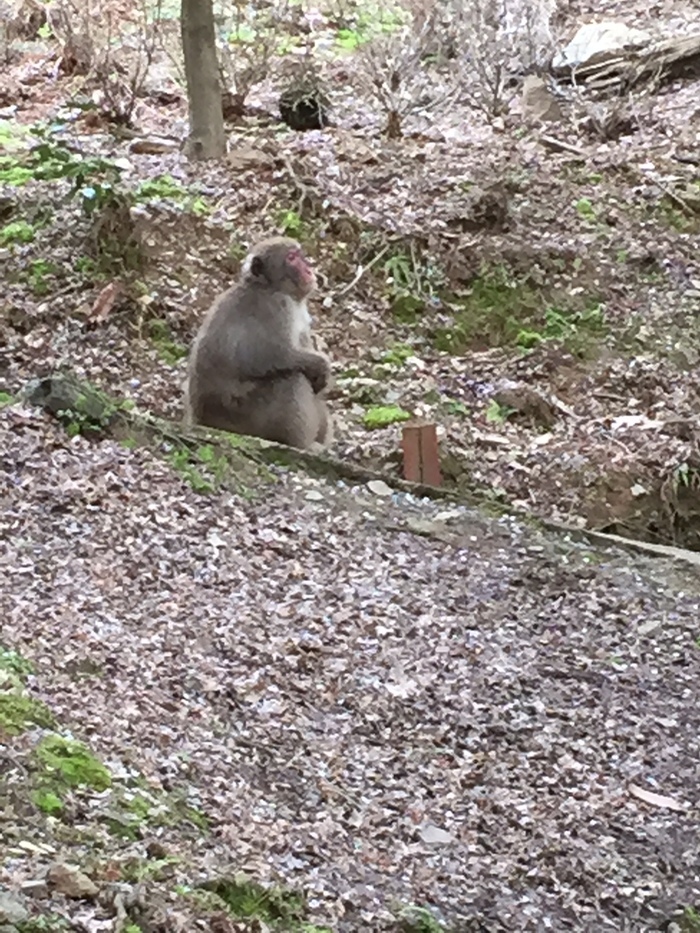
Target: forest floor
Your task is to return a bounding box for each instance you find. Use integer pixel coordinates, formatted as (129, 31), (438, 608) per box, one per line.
(1, 0), (700, 930)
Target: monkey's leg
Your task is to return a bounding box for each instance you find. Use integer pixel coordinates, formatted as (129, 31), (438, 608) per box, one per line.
(314, 397), (334, 446)
(191, 390), (251, 434)
(256, 375), (321, 449)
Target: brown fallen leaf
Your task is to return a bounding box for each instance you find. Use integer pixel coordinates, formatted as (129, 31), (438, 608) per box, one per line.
(628, 783), (686, 812)
(87, 281), (123, 324)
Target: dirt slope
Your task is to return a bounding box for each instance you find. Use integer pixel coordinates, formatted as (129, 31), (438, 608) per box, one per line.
(2, 402), (699, 931)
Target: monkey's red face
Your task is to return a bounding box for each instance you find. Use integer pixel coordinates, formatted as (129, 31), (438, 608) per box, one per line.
(287, 248), (316, 296)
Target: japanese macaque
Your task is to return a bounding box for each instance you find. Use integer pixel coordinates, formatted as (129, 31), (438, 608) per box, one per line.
(183, 237), (332, 449)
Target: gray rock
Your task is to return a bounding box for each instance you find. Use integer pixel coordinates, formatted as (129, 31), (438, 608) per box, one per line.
(0, 890), (29, 924)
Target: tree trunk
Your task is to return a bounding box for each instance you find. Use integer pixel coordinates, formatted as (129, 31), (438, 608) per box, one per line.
(180, 0), (226, 160)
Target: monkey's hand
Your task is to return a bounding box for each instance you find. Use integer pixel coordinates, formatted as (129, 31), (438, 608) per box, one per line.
(298, 352), (331, 394)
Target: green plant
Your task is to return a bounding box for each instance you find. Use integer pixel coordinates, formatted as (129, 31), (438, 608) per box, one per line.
(575, 197), (596, 220)
(430, 262), (606, 357)
(677, 906), (700, 932)
(277, 208), (304, 237)
(0, 693), (54, 735)
(0, 118), (30, 151)
(0, 157), (34, 185)
(74, 255), (99, 277)
(380, 343), (414, 366)
(58, 393), (121, 437)
(16, 914), (71, 931)
(398, 904), (447, 932)
(200, 876), (304, 924)
(0, 220), (35, 245)
(136, 174), (187, 201)
(431, 265), (538, 351)
(26, 259), (57, 295)
(335, 4), (408, 49)
(485, 399), (512, 423)
(121, 855), (180, 883)
(0, 392), (13, 407)
(168, 444), (228, 494)
(32, 789), (63, 815)
(0, 646), (33, 677)
(30, 131), (124, 215)
(656, 197), (698, 232)
(542, 303), (606, 354)
(363, 405), (411, 429)
(34, 735), (112, 791)
(169, 448), (215, 494)
(384, 250), (445, 322)
(515, 329), (543, 350)
(147, 320), (188, 365)
(190, 197), (210, 216)
(444, 399), (468, 416)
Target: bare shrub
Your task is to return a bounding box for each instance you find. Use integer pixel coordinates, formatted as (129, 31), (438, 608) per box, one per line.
(355, 7), (454, 138)
(214, 0), (292, 118)
(447, 0), (560, 117)
(47, 0), (165, 124)
(356, 0), (559, 133)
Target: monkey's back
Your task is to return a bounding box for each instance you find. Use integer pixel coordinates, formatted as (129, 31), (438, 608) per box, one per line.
(184, 283), (308, 428)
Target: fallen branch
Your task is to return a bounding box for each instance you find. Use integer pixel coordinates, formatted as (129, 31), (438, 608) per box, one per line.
(24, 371), (700, 570)
(538, 134), (587, 157)
(333, 245), (390, 297)
(25, 371), (463, 503)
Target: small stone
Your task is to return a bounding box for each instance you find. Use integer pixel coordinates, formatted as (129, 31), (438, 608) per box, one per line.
(146, 840), (167, 859)
(521, 75), (562, 122)
(367, 480), (393, 497)
(129, 136), (179, 155)
(20, 879), (49, 899)
(419, 822), (455, 845)
(305, 490), (324, 501)
(47, 862), (99, 899)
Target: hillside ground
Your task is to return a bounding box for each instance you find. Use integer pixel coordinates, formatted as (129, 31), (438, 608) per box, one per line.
(1, 0), (700, 930)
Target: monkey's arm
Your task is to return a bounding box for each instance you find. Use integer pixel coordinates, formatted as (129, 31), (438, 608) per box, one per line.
(234, 339), (330, 394)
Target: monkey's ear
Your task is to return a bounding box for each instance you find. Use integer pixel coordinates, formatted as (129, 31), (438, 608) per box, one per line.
(250, 256), (265, 278)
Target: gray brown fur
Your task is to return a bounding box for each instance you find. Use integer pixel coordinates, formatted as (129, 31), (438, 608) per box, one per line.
(184, 237), (332, 449)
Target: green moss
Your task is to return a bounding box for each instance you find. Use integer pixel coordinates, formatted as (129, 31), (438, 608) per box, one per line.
(200, 876), (304, 923)
(34, 735), (112, 791)
(363, 405), (411, 429)
(0, 693), (54, 734)
(430, 264), (607, 357)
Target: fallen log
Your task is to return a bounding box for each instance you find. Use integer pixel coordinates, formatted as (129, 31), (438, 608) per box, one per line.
(23, 370), (700, 569)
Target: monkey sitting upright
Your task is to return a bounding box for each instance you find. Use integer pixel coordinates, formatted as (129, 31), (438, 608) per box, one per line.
(184, 237), (333, 449)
